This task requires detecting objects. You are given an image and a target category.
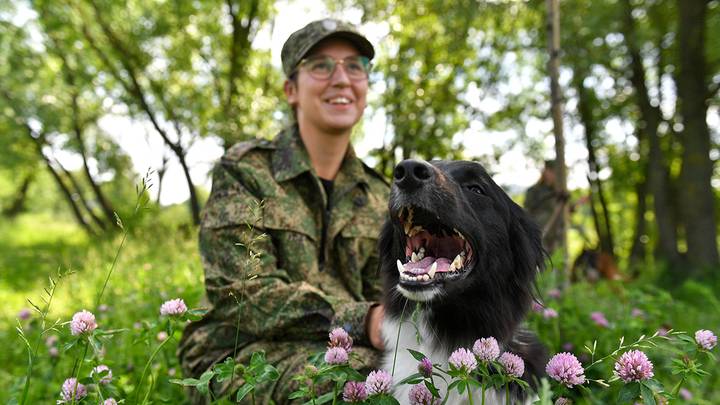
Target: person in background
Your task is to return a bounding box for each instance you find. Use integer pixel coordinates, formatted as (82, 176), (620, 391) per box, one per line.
(524, 160), (566, 253)
(178, 19), (389, 403)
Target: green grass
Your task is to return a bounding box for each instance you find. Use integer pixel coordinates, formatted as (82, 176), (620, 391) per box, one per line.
(1, 211), (204, 404)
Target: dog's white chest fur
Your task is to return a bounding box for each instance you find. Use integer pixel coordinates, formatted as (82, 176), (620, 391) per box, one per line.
(381, 316), (508, 405)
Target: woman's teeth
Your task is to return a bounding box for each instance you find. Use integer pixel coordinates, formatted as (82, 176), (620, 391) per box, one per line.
(328, 97), (351, 104)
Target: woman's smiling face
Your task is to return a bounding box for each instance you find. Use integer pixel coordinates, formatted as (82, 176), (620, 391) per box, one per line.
(285, 38), (369, 136)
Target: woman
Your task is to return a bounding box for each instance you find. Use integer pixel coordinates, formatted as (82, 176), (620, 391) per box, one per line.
(178, 19), (388, 403)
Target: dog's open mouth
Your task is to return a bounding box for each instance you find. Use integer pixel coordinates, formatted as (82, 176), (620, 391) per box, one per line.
(395, 206), (474, 286)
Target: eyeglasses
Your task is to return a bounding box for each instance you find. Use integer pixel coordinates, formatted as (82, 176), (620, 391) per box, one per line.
(294, 55), (371, 81)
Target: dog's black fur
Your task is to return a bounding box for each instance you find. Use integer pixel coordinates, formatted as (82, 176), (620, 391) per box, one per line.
(379, 159), (547, 399)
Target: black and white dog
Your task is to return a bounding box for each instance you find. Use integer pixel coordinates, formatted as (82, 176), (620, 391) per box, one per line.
(379, 159), (547, 404)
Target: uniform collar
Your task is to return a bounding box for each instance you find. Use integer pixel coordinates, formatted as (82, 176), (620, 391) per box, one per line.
(271, 125), (369, 190)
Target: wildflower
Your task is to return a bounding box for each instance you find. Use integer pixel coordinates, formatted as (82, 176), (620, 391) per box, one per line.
(590, 311), (609, 328)
(324, 347), (349, 365)
(449, 348), (477, 372)
(547, 288), (562, 299)
(18, 308), (32, 320)
(160, 298), (187, 316)
(59, 378), (86, 403)
(543, 308), (559, 319)
(546, 352), (585, 387)
(555, 398), (572, 405)
(418, 357), (433, 378)
(562, 342), (574, 352)
(343, 381), (368, 402)
(409, 384), (439, 405)
(532, 301), (544, 312)
(46, 335), (59, 347)
(473, 337), (500, 362)
(156, 331), (169, 342)
(365, 370), (392, 395)
(631, 308), (644, 318)
(328, 327), (353, 352)
(98, 304), (109, 313)
(49, 347), (59, 358)
(499, 352), (525, 378)
(91, 364), (113, 384)
(694, 329), (717, 350)
(70, 310), (97, 336)
(168, 367), (176, 377)
(103, 399), (118, 405)
(133, 322), (143, 330)
(614, 350), (654, 382)
(679, 388), (692, 400)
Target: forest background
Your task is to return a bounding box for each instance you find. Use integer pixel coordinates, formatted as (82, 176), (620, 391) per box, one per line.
(1, 0), (719, 403)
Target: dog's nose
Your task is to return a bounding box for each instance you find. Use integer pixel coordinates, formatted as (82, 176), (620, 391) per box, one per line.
(393, 159), (434, 191)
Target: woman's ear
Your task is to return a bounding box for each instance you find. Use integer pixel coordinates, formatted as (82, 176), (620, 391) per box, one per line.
(284, 79), (298, 106)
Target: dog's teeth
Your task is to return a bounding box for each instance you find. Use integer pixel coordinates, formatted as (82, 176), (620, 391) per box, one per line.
(449, 262), (456, 272)
(422, 274), (430, 281)
(404, 221), (411, 235)
(411, 252), (418, 262)
(409, 225), (423, 237)
(397, 260), (404, 274)
(452, 254), (464, 270)
(419, 247), (425, 253)
(428, 265), (436, 278)
(416, 249), (425, 260)
(460, 250), (466, 257)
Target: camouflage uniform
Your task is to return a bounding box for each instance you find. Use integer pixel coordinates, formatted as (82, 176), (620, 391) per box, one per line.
(178, 125), (389, 403)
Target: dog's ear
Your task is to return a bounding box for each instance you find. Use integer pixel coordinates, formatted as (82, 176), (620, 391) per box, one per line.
(507, 201), (546, 278)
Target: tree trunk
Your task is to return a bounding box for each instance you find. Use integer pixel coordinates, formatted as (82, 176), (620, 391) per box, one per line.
(2, 172), (34, 218)
(574, 73), (615, 256)
(156, 154), (170, 205)
(71, 93), (117, 228)
(546, 0), (569, 276)
(176, 150), (201, 224)
(621, 0), (680, 264)
(676, 0), (719, 269)
(27, 130), (96, 235)
(629, 177), (649, 271)
(56, 158), (107, 231)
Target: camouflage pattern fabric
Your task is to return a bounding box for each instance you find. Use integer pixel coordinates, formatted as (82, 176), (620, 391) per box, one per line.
(280, 18), (375, 77)
(178, 125), (389, 404)
(524, 183), (562, 252)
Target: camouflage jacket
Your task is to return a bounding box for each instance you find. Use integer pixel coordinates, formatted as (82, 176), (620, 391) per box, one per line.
(179, 126), (389, 376)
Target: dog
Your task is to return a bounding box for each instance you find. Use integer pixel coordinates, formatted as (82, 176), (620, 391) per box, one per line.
(379, 159), (547, 404)
(571, 248), (621, 282)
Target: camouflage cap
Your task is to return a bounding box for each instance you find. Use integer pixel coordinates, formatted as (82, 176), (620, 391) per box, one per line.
(281, 18), (375, 77)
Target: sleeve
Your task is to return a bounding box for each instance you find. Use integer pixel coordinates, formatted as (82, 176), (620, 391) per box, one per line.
(199, 162), (375, 345)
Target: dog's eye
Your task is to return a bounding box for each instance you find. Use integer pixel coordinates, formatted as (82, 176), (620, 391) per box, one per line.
(466, 185), (485, 195)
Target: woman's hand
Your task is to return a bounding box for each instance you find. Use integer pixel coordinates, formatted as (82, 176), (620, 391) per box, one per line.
(366, 304), (385, 350)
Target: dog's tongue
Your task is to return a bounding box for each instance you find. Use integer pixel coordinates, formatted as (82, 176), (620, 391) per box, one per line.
(403, 256), (451, 275)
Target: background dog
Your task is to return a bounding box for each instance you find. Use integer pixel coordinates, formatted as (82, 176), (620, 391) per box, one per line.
(379, 159), (547, 404)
